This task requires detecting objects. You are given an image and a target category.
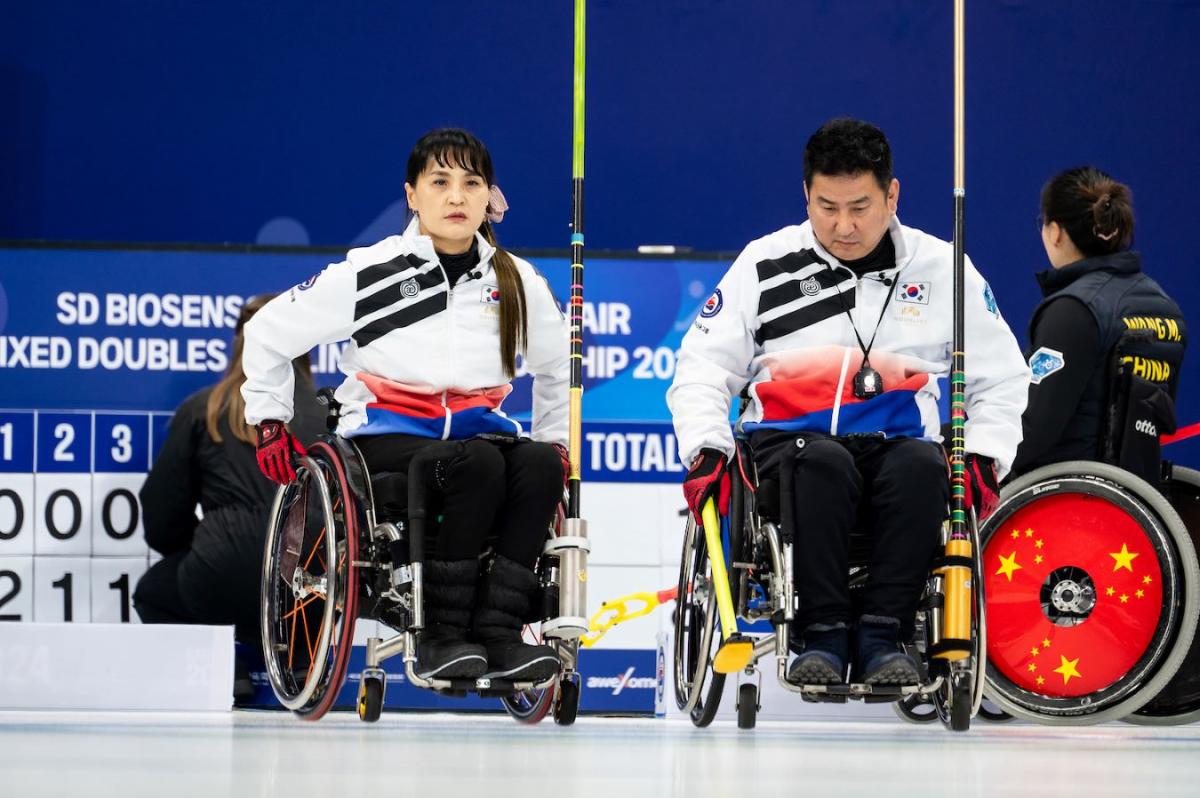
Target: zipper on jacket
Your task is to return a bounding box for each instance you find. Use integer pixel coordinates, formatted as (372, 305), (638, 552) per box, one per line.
(440, 260), (455, 440)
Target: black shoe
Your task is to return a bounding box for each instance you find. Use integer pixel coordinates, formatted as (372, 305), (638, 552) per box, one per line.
(786, 624), (848, 685)
(472, 555), (560, 682)
(855, 616), (920, 686)
(415, 559), (488, 680)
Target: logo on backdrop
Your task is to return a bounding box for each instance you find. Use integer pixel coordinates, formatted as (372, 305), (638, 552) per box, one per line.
(585, 667), (658, 695)
(700, 289), (723, 318)
(1028, 346), (1066, 385)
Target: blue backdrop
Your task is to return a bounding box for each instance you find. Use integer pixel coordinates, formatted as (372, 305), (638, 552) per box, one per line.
(1, 1), (1196, 405)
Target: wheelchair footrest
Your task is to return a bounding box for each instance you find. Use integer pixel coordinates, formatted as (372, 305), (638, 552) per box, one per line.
(431, 676), (551, 698)
(791, 681), (913, 703)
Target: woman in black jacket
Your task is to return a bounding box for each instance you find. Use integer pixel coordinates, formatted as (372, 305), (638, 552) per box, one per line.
(1013, 167), (1186, 480)
(132, 295), (325, 654)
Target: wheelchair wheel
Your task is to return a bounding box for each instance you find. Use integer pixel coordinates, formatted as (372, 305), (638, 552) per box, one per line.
(260, 442), (361, 720)
(928, 513), (985, 733)
(736, 683), (758, 730)
(553, 678), (580, 726)
(1126, 466), (1200, 725)
(357, 674), (384, 723)
(893, 694), (939, 724)
(673, 514), (726, 727)
(982, 461), (1200, 725)
(499, 629), (560, 725)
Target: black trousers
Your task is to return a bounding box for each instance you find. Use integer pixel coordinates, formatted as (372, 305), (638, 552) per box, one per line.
(133, 504), (267, 646)
(751, 432), (948, 633)
(354, 434), (564, 569)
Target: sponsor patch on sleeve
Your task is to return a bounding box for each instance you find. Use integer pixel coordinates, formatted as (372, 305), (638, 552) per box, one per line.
(1028, 346), (1065, 385)
(699, 288), (723, 318)
(982, 282), (999, 317)
(297, 272), (320, 291)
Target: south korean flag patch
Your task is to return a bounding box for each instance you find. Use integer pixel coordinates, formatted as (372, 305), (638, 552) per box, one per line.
(895, 281), (930, 305)
(1028, 346), (1065, 385)
(481, 284), (500, 305)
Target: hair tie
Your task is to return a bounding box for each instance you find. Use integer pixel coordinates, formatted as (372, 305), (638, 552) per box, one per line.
(1095, 227), (1120, 241)
(487, 185), (509, 223)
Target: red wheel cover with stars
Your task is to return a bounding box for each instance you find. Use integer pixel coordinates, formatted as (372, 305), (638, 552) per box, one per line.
(985, 491), (1165, 698)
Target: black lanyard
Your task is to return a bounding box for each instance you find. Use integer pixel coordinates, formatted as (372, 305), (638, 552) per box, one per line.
(828, 267), (891, 366)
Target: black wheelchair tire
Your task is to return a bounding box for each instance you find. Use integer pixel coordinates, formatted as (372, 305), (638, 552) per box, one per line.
(357, 677), (384, 723)
(553, 679), (580, 726)
(673, 514), (727, 727)
(736, 683), (758, 730)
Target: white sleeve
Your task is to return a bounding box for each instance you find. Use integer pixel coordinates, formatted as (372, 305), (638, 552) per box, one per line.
(241, 261), (357, 425)
(521, 265), (569, 447)
(962, 256), (1032, 478)
(666, 248), (760, 464)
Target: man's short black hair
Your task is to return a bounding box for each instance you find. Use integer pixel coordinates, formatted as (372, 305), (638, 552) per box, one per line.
(803, 118), (893, 191)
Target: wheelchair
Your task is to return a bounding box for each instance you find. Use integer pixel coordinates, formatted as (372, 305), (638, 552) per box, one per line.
(980, 461), (1199, 725)
(980, 339), (1198, 725)
(258, 396), (589, 725)
(673, 437), (985, 732)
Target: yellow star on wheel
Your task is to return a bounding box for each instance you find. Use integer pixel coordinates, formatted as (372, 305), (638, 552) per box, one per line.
(1106, 586), (1115, 597)
(1027, 663), (1037, 672)
(1054, 655), (1082, 685)
(1110, 543), (1139, 572)
(1136, 589), (1145, 599)
(1010, 529), (1020, 540)
(1143, 575), (1153, 585)
(1035, 554), (1044, 564)
(1036, 676), (1045, 686)
(1030, 646), (1040, 657)
(1120, 594), (1130, 604)
(1042, 638), (1051, 649)
(1025, 528), (1035, 538)
(996, 552), (1022, 581)
(1035, 539), (1044, 549)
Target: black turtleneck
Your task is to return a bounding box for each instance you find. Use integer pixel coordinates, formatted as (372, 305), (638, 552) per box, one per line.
(839, 231), (896, 278)
(438, 241), (480, 287)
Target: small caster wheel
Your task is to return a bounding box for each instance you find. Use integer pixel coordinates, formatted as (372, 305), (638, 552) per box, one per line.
(357, 676), (384, 723)
(949, 673), (972, 733)
(554, 679), (580, 726)
(737, 683), (758, 730)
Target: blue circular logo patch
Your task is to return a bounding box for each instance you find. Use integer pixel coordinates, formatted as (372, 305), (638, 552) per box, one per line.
(700, 288), (723, 318)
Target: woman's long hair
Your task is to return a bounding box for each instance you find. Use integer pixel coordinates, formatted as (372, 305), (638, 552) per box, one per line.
(206, 294), (312, 444)
(406, 128), (527, 379)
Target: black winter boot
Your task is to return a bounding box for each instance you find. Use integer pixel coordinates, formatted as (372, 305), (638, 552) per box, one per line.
(854, 615), (920, 685)
(787, 623), (849, 685)
(471, 555), (560, 681)
(415, 559), (488, 680)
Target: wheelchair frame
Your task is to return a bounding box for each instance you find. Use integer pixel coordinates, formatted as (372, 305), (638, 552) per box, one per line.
(260, 433), (589, 725)
(673, 439), (985, 732)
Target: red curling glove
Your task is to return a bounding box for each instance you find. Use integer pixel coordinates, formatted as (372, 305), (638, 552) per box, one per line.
(682, 448), (731, 524)
(553, 443), (572, 488)
(255, 420), (307, 486)
(963, 453), (1000, 521)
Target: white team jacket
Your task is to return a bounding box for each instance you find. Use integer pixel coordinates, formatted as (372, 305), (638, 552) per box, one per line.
(241, 217), (569, 446)
(667, 217), (1030, 476)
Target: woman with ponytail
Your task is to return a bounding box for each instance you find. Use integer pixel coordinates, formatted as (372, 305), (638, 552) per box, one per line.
(134, 295), (324, 696)
(1013, 166), (1187, 478)
(240, 129), (570, 682)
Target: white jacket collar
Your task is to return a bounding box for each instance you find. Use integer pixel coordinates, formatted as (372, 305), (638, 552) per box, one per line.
(399, 215), (498, 268)
(805, 214), (914, 276)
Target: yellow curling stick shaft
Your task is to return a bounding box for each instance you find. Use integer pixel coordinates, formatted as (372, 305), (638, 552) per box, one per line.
(701, 498), (754, 673)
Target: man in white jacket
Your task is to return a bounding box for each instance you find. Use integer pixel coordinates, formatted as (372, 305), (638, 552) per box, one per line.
(668, 118), (1029, 686)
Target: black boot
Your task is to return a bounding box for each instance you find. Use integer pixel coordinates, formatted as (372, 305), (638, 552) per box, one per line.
(787, 623), (849, 685)
(471, 555), (560, 681)
(854, 615), (920, 685)
(415, 559), (488, 680)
